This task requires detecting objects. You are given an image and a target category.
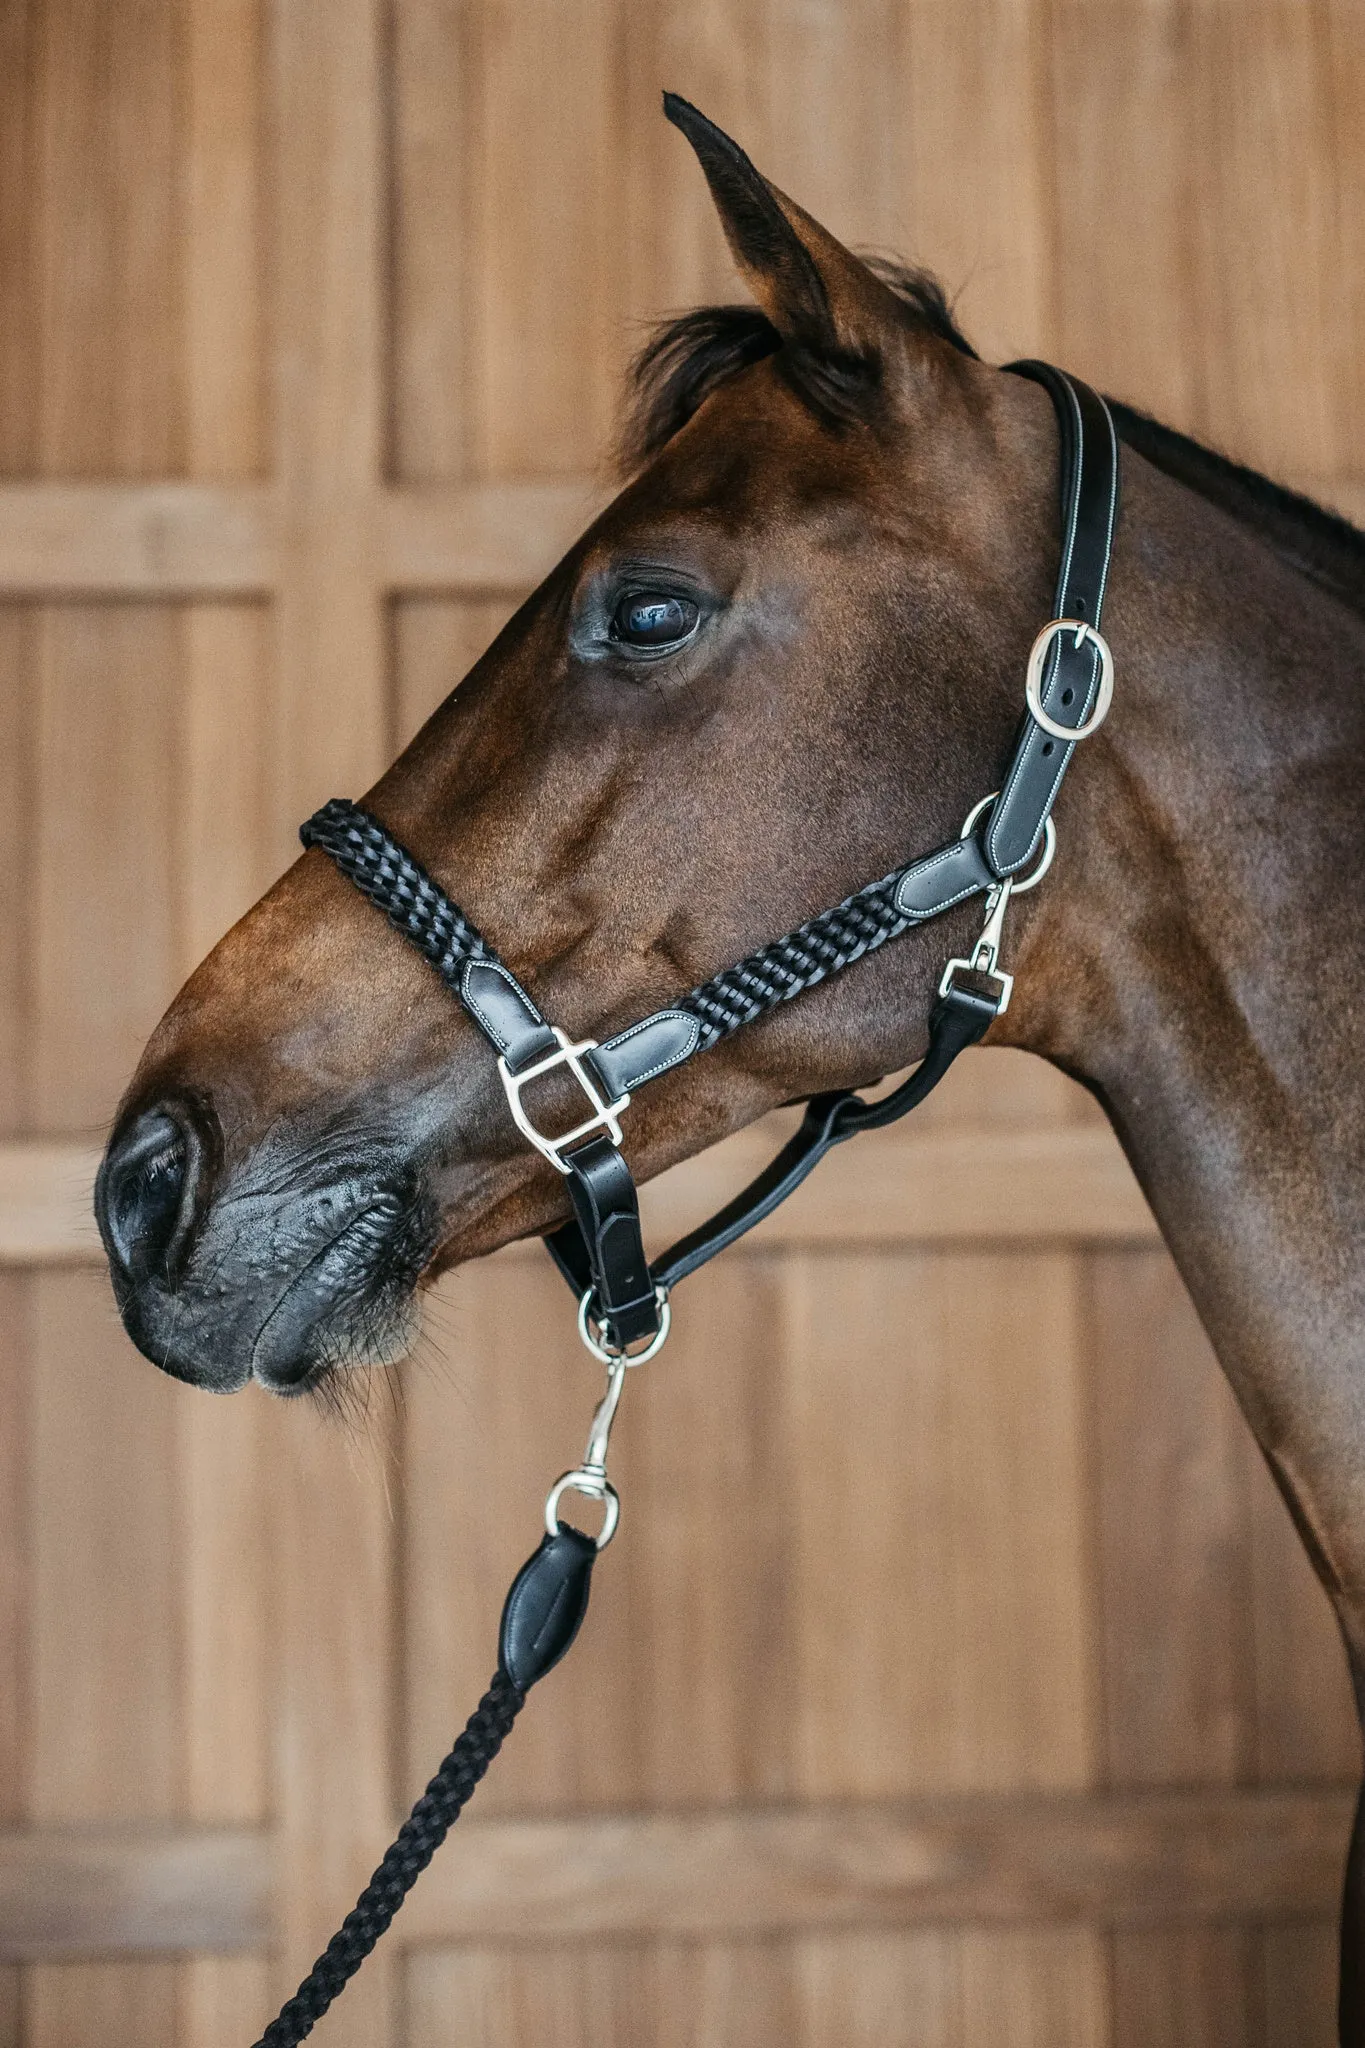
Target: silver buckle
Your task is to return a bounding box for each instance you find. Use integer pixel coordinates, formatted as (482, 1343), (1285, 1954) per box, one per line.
(1024, 618), (1114, 741)
(497, 1028), (629, 1172)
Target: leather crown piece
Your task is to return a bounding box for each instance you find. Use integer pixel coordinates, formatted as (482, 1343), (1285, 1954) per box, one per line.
(301, 360), (1119, 1350)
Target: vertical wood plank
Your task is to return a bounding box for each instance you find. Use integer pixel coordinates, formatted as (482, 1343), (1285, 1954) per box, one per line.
(26, 1274), (182, 2048)
(30, 0), (186, 477)
(0, 0), (40, 474)
(1108, 1925), (1257, 2048)
(33, 604), (180, 1134)
(391, 594), (522, 753)
(26, 1963), (178, 2048)
(959, 1926), (1109, 2048)
(784, 1248), (1096, 1798)
(392, 0), (477, 483)
(1259, 1919), (1340, 2048)
(1187, 0), (1338, 481)
(0, 608), (35, 1133)
(1047, 0), (1200, 428)
(473, 0), (621, 479)
(184, 0), (265, 479)
(0, 1274), (29, 2041)
(271, 0), (386, 851)
(794, 1929), (961, 2048)
(1088, 1249), (1257, 1788)
(898, 0), (1055, 364)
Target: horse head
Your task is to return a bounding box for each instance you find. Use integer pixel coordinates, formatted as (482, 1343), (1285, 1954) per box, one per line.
(94, 99), (1080, 1393)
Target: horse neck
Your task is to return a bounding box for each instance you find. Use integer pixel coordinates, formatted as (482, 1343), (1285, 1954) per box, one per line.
(1016, 450), (1365, 1646)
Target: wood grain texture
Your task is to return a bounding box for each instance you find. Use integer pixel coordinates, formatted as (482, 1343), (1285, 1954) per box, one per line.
(0, 1828), (267, 1960)
(1088, 1249), (1257, 1788)
(783, 1249), (1096, 1798)
(5, 7), (1363, 2044)
(393, 1784), (1354, 1943)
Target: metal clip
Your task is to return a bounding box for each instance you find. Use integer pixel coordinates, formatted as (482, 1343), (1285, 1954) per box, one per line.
(543, 1281), (673, 1550)
(938, 878), (1015, 1014)
(545, 1358), (627, 1549)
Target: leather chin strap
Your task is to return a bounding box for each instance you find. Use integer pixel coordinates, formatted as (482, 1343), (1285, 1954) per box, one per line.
(301, 361), (1119, 1353)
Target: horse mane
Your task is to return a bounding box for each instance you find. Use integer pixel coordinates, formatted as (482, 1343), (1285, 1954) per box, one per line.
(620, 258), (1365, 619)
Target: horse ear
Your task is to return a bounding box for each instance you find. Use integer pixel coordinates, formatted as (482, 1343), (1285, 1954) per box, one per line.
(663, 93), (900, 362)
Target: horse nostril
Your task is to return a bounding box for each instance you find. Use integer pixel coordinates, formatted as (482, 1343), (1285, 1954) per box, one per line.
(96, 1105), (206, 1287)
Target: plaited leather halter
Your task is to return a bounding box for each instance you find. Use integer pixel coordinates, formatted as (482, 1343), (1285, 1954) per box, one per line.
(252, 360), (1119, 2048)
(301, 360), (1118, 1362)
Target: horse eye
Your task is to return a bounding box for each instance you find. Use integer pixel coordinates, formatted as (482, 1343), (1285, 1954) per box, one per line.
(609, 591), (699, 649)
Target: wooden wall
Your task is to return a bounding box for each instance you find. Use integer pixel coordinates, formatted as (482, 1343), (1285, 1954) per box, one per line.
(0, 3), (1363, 2044)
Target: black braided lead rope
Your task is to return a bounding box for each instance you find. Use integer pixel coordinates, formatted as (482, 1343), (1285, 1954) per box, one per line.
(254, 1671), (524, 2048)
(301, 799), (915, 1061)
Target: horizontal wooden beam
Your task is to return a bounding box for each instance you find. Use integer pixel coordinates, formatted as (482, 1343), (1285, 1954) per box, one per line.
(0, 474), (1356, 600)
(0, 1786), (1348, 1959)
(0, 482), (275, 596)
(0, 1120), (1155, 1270)
(397, 1786), (1356, 1943)
(0, 1143), (105, 1263)
(0, 480), (604, 597)
(0, 1826), (268, 1960)
(379, 481), (608, 592)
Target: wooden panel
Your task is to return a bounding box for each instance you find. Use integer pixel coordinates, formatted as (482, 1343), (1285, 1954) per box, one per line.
(783, 1250), (1095, 1798)
(1187, 2), (1338, 480)
(25, 1963), (177, 2048)
(1088, 1250), (1256, 1788)
(471, 0), (620, 480)
(0, 1829), (267, 1961)
(32, 605), (180, 1133)
(1109, 1925), (1255, 2048)
(0, 484), (273, 596)
(959, 1926), (1109, 2048)
(26, 1275), (183, 2047)
(0, 609), (34, 1133)
(1260, 1917), (1341, 2048)
(391, 0), (475, 484)
(1048, 1), (1198, 429)
(28, 1275), (181, 1824)
(899, 1), (1054, 364)
(391, 594), (524, 751)
(1, 0), (185, 479)
(395, 1785), (1353, 1944)
(792, 1929), (959, 2048)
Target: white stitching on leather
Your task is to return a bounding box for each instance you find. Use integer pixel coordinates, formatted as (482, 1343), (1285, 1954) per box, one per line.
(597, 1010), (701, 1088)
(460, 958), (543, 1053)
(987, 372), (1101, 875)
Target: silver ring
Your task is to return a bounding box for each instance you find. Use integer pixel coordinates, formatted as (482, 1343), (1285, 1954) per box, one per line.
(577, 1286), (671, 1366)
(958, 793), (1056, 895)
(1024, 619), (1113, 742)
(545, 1469), (620, 1549)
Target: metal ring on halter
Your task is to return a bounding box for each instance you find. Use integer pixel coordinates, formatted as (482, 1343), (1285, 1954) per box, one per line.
(959, 794), (1057, 894)
(545, 1469), (620, 1549)
(1024, 619), (1114, 742)
(577, 1286), (671, 1366)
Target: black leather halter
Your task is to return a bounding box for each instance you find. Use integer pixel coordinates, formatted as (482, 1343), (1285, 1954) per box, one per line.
(301, 362), (1119, 1354)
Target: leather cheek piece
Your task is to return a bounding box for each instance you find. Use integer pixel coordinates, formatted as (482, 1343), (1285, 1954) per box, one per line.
(985, 636), (1099, 874)
(893, 835), (995, 919)
(589, 1010), (701, 1097)
(461, 958), (553, 1066)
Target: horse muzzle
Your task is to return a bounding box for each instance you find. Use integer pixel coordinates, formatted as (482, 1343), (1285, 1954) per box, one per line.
(96, 1097), (435, 1393)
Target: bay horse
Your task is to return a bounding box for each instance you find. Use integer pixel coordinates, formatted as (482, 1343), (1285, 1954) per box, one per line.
(95, 99), (1365, 2036)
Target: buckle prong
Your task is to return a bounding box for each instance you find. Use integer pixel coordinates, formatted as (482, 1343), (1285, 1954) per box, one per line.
(497, 1028), (629, 1172)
